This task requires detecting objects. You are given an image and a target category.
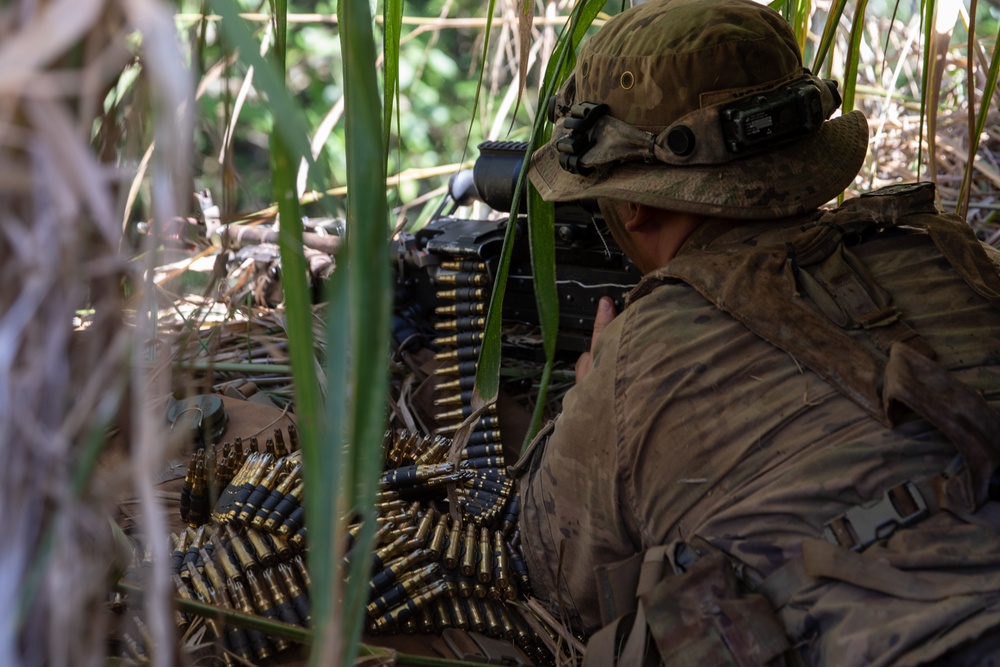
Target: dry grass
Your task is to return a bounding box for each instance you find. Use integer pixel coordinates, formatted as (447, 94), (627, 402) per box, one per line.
(0, 1), (192, 665)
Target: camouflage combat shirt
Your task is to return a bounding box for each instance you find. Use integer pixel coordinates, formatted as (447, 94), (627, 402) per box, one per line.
(516, 209), (1000, 666)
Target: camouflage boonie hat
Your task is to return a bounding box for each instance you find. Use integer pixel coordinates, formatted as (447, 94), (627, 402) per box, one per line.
(529, 0), (869, 219)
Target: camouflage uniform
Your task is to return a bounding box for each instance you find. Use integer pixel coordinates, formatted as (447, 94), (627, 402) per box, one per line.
(515, 194), (1000, 665)
(517, 0), (1000, 664)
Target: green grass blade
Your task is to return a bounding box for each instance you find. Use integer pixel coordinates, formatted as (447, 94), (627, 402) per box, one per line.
(383, 0), (402, 158)
(917, 0), (934, 176)
(841, 0), (870, 114)
(460, 0), (498, 158)
(313, 264), (349, 666)
(475, 0), (604, 409)
(336, 0), (392, 663)
(811, 0), (848, 74)
(959, 14), (1000, 217)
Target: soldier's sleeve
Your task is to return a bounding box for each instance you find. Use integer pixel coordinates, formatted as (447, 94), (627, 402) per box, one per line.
(515, 310), (641, 632)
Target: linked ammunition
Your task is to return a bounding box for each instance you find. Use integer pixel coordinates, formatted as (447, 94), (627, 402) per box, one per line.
(236, 457), (287, 526)
(457, 576), (473, 598)
(435, 301), (486, 317)
(464, 474), (511, 496)
(460, 523), (477, 577)
(440, 260), (487, 273)
(263, 566), (303, 626)
(212, 535), (244, 583)
(368, 548), (431, 598)
(436, 287), (487, 301)
(188, 460), (209, 527)
(435, 331), (484, 348)
(170, 531), (188, 576)
(229, 578), (273, 661)
(290, 525), (307, 550)
(433, 316), (486, 332)
(273, 428), (287, 458)
(435, 373), (477, 392)
(419, 605), (436, 634)
(483, 599), (503, 638)
(449, 595), (469, 630)
(435, 272), (489, 287)
(170, 573), (194, 631)
(180, 526), (207, 581)
(246, 569), (291, 653)
(226, 525), (260, 574)
(245, 527), (277, 567)
(384, 524), (418, 546)
(401, 616), (419, 634)
(372, 533), (412, 572)
(432, 391), (474, 408)
(267, 480), (305, 533)
(287, 423), (299, 451)
(412, 507), (438, 547)
(493, 531), (510, 591)
(366, 562), (441, 616)
(434, 345), (481, 362)
(278, 562), (311, 626)
(381, 463), (453, 488)
(434, 599), (452, 632)
(199, 547), (229, 603)
(422, 514), (447, 562)
(271, 533), (294, 561)
(436, 361), (479, 378)
(370, 580), (451, 632)
(462, 443), (503, 460)
(507, 540), (531, 594)
(185, 561), (216, 606)
(466, 598), (486, 633)
(233, 436), (244, 460)
(264, 437), (276, 458)
(292, 554), (311, 588)
(374, 499), (409, 514)
(225, 453), (270, 522)
(468, 430), (502, 447)
(414, 436), (451, 466)
(252, 464), (301, 529)
(477, 528), (492, 584)
(443, 518), (462, 570)
(496, 601), (517, 640)
(501, 494), (520, 535)
(461, 455), (505, 469)
(277, 502), (306, 538)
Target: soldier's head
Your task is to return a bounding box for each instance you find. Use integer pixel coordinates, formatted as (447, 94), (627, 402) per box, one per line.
(528, 0), (869, 266)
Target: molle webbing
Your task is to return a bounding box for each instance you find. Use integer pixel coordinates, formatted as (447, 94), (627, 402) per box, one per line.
(640, 182), (1000, 511)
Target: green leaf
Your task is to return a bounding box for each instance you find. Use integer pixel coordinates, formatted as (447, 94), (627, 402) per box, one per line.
(334, 0), (392, 664)
(475, 0), (604, 425)
(959, 12), (1000, 217)
(383, 0), (402, 159)
(841, 0), (870, 114)
(812, 0), (848, 74)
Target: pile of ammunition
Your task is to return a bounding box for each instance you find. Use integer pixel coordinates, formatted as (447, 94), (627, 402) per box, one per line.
(148, 253), (553, 664)
(162, 419), (546, 664)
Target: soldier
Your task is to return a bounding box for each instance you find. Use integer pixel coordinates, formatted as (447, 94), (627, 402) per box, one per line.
(513, 0), (1000, 665)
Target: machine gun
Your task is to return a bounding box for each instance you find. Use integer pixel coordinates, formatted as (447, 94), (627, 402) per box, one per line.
(393, 141), (640, 364)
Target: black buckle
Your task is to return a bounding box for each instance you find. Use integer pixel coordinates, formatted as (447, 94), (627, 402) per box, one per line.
(555, 102), (609, 175)
(823, 482), (928, 552)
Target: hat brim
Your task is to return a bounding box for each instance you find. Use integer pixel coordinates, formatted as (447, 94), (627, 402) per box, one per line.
(529, 111), (869, 220)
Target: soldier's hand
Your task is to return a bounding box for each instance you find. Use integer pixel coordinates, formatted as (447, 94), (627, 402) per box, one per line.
(575, 296), (617, 384)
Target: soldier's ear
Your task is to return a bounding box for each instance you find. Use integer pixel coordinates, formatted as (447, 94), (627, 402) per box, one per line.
(623, 202), (654, 232)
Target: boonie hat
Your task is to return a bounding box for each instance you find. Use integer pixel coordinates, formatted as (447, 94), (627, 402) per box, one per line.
(529, 0), (869, 219)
